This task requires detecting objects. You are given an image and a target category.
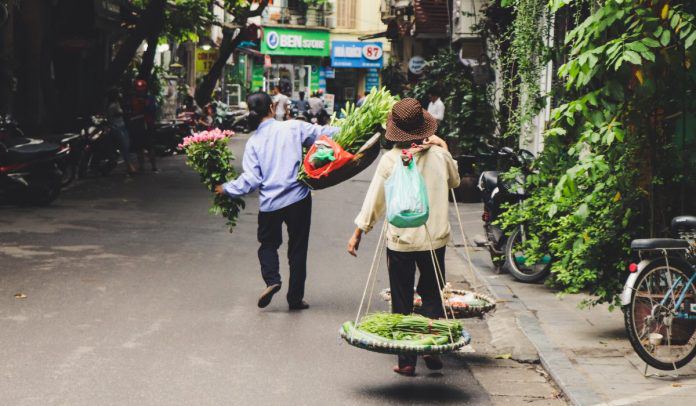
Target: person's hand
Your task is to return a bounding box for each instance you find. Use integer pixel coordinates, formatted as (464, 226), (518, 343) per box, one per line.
(423, 135), (448, 151)
(347, 228), (363, 257)
(214, 184), (225, 196)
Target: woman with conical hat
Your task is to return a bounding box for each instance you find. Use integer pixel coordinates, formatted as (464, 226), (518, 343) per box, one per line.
(347, 98), (461, 376)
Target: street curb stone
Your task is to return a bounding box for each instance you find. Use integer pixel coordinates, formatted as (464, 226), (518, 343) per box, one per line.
(453, 244), (604, 406)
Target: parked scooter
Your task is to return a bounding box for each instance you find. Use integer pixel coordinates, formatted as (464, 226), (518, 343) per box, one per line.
(43, 132), (85, 187)
(152, 119), (191, 156)
(476, 147), (552, 282)
(76, 115), (119, 178)
(0, 115), (68, 205)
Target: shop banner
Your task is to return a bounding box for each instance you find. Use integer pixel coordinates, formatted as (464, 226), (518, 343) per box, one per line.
(196, 48), (219, 77)
(365, 68), (380, 93)
(261, 27), (330, 57)
(331, 41), (383, 69)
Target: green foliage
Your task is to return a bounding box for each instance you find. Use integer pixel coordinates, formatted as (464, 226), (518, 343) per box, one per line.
(477, 0), (551, 143)
(499, 0), (696, 306)
(180, 129), (246, 231)
(407, 49), (496, 155)
(380, 59), (408, 97)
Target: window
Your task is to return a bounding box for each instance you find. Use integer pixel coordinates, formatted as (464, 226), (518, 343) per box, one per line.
(336, 0), (357, 29)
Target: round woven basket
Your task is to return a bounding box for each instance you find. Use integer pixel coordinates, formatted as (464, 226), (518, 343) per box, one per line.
(301, 132), (382, 190)
(379, 288), (496, 319)
(339, 323), (471, 355)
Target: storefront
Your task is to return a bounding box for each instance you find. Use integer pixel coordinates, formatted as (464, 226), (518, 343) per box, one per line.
(328, 41), (383, 113)
(256, 27), (330, 97)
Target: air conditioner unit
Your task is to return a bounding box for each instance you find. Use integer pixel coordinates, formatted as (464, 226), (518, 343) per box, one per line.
(326, 16), (337, 28)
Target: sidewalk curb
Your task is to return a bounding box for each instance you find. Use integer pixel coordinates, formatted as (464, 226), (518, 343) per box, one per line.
(453, 245), (604, 406)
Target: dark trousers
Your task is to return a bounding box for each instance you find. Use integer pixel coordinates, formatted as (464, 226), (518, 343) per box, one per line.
(387, 246), (446, 368)
(257, 194), (312, 305)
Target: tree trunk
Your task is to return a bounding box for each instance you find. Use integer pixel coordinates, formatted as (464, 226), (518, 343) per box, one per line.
(194, 27), (243, 107)
(138, 31), (160, 82)
(0, 3), (14, 114)
(105, 0), (165, 89)
(194, 0), (268, 107)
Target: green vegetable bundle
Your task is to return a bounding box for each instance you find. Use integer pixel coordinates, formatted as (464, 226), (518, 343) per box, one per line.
(330, 87), (397, 154)
(356, 312), (463, 343)
(298, 87), (397, 181)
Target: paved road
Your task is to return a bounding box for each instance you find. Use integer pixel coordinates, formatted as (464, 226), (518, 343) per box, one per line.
(1, 134), (495, 405)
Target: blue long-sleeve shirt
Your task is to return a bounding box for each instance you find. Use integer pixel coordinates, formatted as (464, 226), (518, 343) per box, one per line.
(222, 119), (339, 212)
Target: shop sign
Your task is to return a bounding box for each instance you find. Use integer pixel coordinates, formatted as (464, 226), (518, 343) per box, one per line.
(196, 48), (219, 76)
(365, 69), (380, 93)
(408, 56), (426, 75)
(330, 41), (383, 69)
(324, 67), (335, 79)
(261, 27), (329, 57)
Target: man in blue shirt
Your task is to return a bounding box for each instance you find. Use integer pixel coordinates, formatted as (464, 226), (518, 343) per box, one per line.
(216, 92), (338, 310)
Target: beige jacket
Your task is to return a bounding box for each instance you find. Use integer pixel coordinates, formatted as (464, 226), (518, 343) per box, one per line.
(354, 146), (460, 252)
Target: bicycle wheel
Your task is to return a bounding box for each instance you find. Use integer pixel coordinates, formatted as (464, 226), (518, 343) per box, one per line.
(624, 257), (696, 370)
(504, 227), (551, 283)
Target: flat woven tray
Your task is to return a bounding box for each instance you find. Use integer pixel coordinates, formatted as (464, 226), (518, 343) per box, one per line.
(379, 288), (496, 319)
(339, 322), (471, 355)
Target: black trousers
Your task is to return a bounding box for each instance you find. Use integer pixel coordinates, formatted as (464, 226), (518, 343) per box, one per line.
(257, 194), (312, 305)
(387, 246), (446, 368)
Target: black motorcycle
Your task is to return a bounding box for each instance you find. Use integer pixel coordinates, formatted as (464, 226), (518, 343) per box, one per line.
(152, 119), (191, 156)
(44, 132), (84, 187)
(0, 116), (67, 205)
(477, 147), (551, 283)
(76, 115), (119, 178)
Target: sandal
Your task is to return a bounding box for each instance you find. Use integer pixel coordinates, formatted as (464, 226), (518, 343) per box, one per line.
(393, 365), (416, 377)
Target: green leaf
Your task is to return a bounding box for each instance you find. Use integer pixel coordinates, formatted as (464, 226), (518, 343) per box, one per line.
(660, 29), (671, 46)
(574, 203), (590, 221)
(641, 37), (660, 48)
(627, 42), (649, 53)
(623, 50), (642, 65)
(685, 31), (696, 49)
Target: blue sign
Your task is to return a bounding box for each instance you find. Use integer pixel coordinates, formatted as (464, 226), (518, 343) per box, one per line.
(331, 41), (384, 69)
(365, 68), (380, 93)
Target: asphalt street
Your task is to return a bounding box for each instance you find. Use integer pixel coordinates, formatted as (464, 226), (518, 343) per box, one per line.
(0, 134), (499, 405)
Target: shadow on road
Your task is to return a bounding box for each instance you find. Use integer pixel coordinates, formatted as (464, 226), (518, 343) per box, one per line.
(358, 382), (472, 403)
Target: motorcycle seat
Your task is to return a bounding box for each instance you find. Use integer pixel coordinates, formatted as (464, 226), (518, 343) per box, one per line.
(4, 141), (61, 164)
(44, 133), (80, 144)
(480, 171), (499, 191)
(630, 238), (691, 251)
(672, 216), (696, 236)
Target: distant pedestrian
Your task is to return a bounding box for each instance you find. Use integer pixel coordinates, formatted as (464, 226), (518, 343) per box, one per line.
(296, 91), (310, 115)
(356, 93), (366, 107)
(106, 89), (136, 175)
(197, 103), (215, 130)
(271, 85), (289, 121)
(214, 92), (339, 311)
(308, 92), (324, 116)
(347, 98), (460, 377)
(127, 79), (158, 172)
(427, 90), (445, 124)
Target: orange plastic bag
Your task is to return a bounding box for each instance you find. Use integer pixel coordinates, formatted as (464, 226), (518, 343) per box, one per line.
(303, 135), (355, 179)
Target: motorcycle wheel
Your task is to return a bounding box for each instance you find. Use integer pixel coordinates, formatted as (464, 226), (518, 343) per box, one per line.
(504, 227), (551, 283)
(10, 175), (61, 206)
(59, 163), (76, 187)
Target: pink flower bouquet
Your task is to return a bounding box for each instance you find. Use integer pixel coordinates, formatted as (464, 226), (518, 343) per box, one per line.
(179, 129), (245, 231)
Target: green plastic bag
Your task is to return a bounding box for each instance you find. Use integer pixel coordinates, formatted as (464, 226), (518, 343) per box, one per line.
(385, 158), (429, 228)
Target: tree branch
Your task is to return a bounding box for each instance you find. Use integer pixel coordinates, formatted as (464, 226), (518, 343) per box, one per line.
(245, 0), (270, 18)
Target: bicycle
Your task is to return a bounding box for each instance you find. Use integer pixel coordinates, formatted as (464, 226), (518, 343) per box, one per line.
(622, 215), (696, 371)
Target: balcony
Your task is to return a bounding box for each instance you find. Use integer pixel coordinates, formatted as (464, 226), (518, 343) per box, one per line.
(261, 5), (329, 29)
(380, 0), (413, 22)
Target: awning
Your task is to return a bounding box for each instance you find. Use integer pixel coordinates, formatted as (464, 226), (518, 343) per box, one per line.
(357, 20), (407, 41)
(358, 31), (388, 41)
(237, 47), (264, 58)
